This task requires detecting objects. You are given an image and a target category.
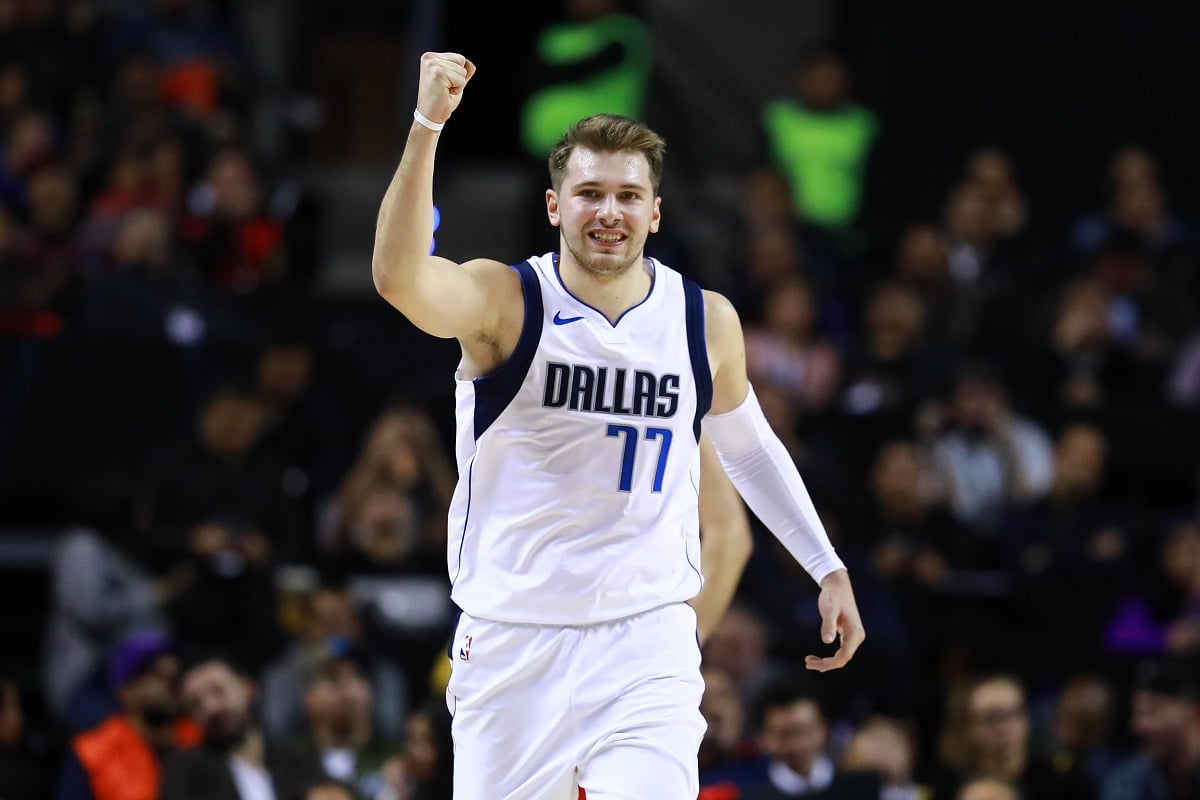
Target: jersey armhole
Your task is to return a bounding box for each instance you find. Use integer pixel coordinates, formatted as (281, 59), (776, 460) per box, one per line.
(472, 260), (545, 439)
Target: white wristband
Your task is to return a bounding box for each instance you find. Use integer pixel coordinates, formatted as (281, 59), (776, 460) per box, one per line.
(413, 109), (445, 131)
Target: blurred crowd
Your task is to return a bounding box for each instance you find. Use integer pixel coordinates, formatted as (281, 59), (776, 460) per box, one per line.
(3, 1), (1200, 799)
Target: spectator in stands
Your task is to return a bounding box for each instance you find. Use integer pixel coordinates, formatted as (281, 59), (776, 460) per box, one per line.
(729, 222), (808, 321)
(0, 0), (108, 120)
(1102, 658), (1200, 799)
(180, 145), (292, 292)
(963, 151), (1027, 247)
(743, 681), (880, 799)
(1157, 521), (1200, 658)
(1029, 275), (1147, 415)
(11, 160), (83, 310)
(1070, 147), (1198, 260)
(840, 716), (924, 800)
(109, 0), (249, 127)
(0, 672), (52, 800)
(285, 641), (400, 799)
(1168, 329), (1200, 410)
(100, 49), (207, 173)
(1051, 674), (1120, 791)
(891, 223), (972, 346)
(79, 206), (202, 336)
(261, 585), (407, 745)
(935, 673), (1090, 800)
(369, 701), (453, 800)
(1086, 230), (1197, 365)
(839, 281), (946, 469)
(761, 47), (878, 236)
(255, 331), (348, 500)
(944, 151), (1029, 281)
(162, 655), (320, 799)
(703, 606), (781, 714)
(700, 665), (765, 797)
(840, 439), (964, 584)
(922, 362), (1054, 535)
(42, 528), (193, 731)
(0, 61), (31, 129)
(956, 778), (1018, 800)
(999, 423), (1130, 675)
(0, 108), (56, 209)
(1102, 518), (1200, 659)
(322, 404), (455, 567)
(744, 276), (842, 416)
(300, 780), (357, 800)
(134, 380), (303, 666)
(56, 630), (201, 800)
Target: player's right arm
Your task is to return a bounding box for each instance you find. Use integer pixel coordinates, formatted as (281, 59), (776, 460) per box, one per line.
(372, 53), (511, 344)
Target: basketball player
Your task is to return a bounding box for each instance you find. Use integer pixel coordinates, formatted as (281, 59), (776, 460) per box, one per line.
(372, 52), (865, 800)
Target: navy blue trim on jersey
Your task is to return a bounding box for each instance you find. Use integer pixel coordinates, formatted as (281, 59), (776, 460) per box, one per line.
(451, 458), (475, 589)
(473, 260), (544, 440)
(683, 278), (711, 440)
(552, 253), (657, 328)
(447, 609), (463, 660)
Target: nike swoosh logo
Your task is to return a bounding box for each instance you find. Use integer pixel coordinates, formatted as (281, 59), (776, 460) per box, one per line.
(553, 312), (585, 325)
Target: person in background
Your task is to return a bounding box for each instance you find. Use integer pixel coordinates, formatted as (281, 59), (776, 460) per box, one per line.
(288, 641), (400, 799)
(381, 702), (454, 800)
(699, 665), (766, 798)
(955, 778), (1018, 800)
(56, 630), (200, 800)
(1102, 658), (1200, 800)
(260, 585), (408, 745)
(840, 716), (926, 800)
(743, 681), (880, 799)
(162, 655), (320, 800)
(0, 671), (53, 800)
(935, 673), (1090, 800)
(296, 781), (358, 800)
(1051, 674), (1119, 792)
(761, 47), (878, 247)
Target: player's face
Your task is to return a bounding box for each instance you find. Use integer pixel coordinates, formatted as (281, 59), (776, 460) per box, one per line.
(547, 147), (661, 280)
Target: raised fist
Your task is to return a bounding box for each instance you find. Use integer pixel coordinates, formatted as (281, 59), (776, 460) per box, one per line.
(416, 52), (476, 126)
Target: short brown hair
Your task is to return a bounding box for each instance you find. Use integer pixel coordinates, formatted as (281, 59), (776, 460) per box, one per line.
(548, 114), (666, 193)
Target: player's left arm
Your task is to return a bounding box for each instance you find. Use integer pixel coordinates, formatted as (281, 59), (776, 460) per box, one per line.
(691, 433), (753, 646)
(702, 291), (866, 672)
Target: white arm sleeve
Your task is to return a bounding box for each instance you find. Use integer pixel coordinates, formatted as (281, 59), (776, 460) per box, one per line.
(704, 386), (845, 584)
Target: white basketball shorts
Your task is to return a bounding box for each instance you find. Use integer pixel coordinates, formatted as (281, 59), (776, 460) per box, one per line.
(445, 602), (706, 800)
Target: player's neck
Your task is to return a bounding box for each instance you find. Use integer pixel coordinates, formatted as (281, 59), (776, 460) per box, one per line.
(555, 251), (653, 324)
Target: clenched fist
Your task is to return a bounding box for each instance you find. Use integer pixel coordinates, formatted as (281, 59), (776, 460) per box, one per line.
(416, 52), (476, 126)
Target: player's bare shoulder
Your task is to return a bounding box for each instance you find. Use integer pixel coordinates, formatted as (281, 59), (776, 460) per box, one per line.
(458, 257), (529, 376)
(461, 257), (525, 324)
(701, 289), (749, 414)
(701, 290), (743, 347)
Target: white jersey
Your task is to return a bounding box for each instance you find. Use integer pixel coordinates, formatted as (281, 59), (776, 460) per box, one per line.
(447, 253), (711, 625)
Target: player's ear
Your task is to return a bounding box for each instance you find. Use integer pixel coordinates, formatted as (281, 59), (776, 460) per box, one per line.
(546, 188), (561, 227)
(649, 196), (661, 234)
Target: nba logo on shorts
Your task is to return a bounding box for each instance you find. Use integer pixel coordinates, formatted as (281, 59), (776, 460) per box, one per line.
(458, 634), (473, 662)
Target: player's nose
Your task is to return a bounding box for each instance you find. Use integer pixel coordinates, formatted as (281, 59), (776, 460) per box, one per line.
(597, 194), (621, 224)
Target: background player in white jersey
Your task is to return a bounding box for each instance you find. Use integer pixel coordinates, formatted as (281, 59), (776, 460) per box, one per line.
(373, 52), (865, 800)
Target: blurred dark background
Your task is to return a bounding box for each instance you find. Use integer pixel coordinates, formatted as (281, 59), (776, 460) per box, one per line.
(2, 1), (1200, 798)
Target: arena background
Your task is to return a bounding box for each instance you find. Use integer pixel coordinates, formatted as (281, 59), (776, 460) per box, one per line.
(2, 0), (1200, 797)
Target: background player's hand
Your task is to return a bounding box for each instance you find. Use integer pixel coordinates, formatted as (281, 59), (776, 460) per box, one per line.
(805, 569), (865, 672)
(416, 52), (476, 125)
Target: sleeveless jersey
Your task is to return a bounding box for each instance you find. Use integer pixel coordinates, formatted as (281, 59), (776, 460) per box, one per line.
(447, 253), (712, 625)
